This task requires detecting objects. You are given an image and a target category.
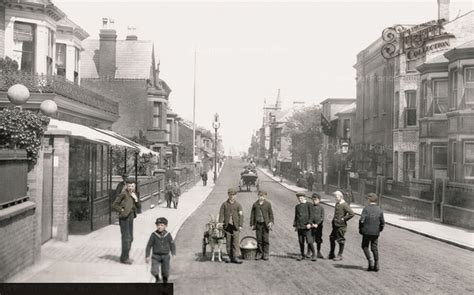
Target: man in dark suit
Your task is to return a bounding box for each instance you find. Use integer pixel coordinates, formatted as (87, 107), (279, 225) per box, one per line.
(293, 192), (316, 261)
(219, 188), (244, 264)
(359, 193), (385, 271)
(250, 190), (274, 261)
(112, 180), (141, 264)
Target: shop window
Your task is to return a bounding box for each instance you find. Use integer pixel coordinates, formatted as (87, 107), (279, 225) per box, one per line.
(449, 68), (458, 110)
(12, 22), (36, 74)
(465, 67), (474, 105)
(433, 79), (448, 114)
(405, 90), (417, 126)
(56, 43), (67, 77)
(152, 102), (161, 128)
(464, 142), (474, 180)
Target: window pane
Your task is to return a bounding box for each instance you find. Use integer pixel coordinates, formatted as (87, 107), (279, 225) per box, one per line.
(433, 80), (448, 114)
(433, 146), (447, 166)
(153, 116), (159, 128)
(405, 91), (416, 108)
(13, 22), (35, 73)
(434, 80), (448, 97)
(56, 43), (67, 67)
(465, 142), (474, 164)
(466, 67), (474, 82)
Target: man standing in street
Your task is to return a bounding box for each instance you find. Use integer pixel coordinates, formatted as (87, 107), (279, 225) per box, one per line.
(359, 193), (385, 271)
(112, 180), (141, 264)
(293, 192), (316, 261)
(165, 179), (173, 208)
(306, 172), (315, 192)
(250, 190), (274, 261)
(115, 174), (128, 197)
(219, 188), (244, 264)
(329, 190), (354, 261)
(171, 181), (181, 209)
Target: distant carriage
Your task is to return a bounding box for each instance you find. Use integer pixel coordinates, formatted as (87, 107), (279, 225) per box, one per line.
(239, 169), (259, 192)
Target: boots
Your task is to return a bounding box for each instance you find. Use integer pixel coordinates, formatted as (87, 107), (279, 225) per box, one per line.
(367, 259), (374, 271)
(373, 260), (379, 272)
(333, 243), (344, 261)
(154, 275), (160, 283)
(316, 243), (324, 259)
(163, 277), (168, 283)
(328, 240), (336, 259)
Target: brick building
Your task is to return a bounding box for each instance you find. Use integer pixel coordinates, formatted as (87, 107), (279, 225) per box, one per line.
(80, 26), (173, 166)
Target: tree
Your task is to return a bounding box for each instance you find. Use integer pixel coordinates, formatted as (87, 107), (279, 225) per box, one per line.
(283, 106), (323, 172)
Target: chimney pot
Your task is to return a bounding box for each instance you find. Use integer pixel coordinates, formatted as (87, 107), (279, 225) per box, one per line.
(437, 0), (450, 22)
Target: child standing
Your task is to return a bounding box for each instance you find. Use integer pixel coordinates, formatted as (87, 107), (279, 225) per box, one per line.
(145, 217), (176, 283)
(293, 192), (316, 261)
(359, 193), (385, 271)
(307, 193), (325, 259)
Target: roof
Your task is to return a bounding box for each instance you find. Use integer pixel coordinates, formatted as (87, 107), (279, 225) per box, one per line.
(335, 102), (356, 116)
(320, 98), (356, 105)
(95, 129), (159, 156)
(56, 17), (89, 40)
(81, 39), (154, 79)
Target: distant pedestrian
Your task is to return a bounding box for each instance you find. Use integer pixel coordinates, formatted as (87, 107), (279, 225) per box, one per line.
(172, 181), (181, 209)
(145, 217), (176, 283)
(359, 193), (385, 272)
(165, 179), (173, 208)
(306, 172), (315, 192)
(112, 180), (141, 264)
(202, 172), (208, 186)
(328, 190), (354, 261)
(293, 192), (316, 261)
(250, 190), (274, 261)
(307, 192), (325, 259)
(219, 188), (243, 264)
(115, 174), (128, 197)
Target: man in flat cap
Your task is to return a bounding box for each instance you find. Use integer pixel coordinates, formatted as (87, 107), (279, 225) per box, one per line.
(329, 190), (354, 261)
(293, 192), (317, 261)
(359, 193), (384, 271)
(250, 190), (274, 261)
(219, 188), (244, 264)
(307, 192), (325, 259)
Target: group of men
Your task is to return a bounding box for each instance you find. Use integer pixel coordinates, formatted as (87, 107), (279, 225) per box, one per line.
(218, 187), (385, 271)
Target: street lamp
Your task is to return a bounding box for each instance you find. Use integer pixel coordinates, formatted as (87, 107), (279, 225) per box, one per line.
(212, 113), (220, 183)
(341, 142), (349, 188)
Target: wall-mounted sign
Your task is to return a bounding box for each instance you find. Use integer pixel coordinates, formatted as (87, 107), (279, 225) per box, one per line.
(381, 19), (455, 61)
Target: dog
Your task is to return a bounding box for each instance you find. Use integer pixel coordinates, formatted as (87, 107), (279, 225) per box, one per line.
(206, 215), (225, 262)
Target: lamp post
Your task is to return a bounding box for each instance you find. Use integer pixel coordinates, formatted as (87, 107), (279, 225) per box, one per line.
(341, 142), (349, 188)
(212, 113), (220, 183)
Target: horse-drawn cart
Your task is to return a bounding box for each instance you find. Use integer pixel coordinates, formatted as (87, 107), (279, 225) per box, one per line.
(239, 171), (259, 192)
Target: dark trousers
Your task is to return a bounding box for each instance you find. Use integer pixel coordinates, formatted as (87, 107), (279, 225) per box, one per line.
(151, 254), (171, 280)
(309, 224), (323, 252)
(307, 182), (314, 192)
(297, 229), (314, 256)
(256, 222), (270, 255)
(361, 235), (379, 262)
(119, 213), (134, 262)
(225, 224), (240, 259)
(166, 192), (173, 208)
(330, 225), (347, 255)
(203, 179), (207, 186)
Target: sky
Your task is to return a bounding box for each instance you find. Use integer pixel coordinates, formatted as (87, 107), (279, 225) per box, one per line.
(55, 0), (473, 155)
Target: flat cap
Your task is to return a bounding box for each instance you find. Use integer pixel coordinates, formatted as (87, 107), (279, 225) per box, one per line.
(258, 190), (267, 196)
(311, 192), (321, 199)
(155, 217), (168, 225)
(296, 192), (306, 197)
(228, 188), (237, 195)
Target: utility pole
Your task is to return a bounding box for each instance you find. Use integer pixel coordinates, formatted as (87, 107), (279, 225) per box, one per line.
(192, 48), (197, 163)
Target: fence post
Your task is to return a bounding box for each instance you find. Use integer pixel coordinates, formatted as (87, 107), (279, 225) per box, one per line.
(441, 178), (447, 223)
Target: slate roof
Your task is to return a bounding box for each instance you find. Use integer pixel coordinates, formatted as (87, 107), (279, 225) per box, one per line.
(81, 39), (154, 79)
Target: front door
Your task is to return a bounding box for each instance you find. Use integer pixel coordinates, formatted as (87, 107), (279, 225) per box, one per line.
(41, 148), (54, 244)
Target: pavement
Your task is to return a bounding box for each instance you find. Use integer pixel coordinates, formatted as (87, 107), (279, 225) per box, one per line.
(258, 167), (474, 251)
(7, 165), (224, 283)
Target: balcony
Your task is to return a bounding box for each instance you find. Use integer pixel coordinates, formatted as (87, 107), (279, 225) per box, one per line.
(0, 73), (118, 115)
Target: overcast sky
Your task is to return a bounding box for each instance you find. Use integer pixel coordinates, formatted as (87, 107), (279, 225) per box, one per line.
(56, 0), (473, 155)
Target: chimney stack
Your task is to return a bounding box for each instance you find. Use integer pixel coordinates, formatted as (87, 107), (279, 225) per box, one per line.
(437, 0), (450, 22)
(99, 28), (117, 78)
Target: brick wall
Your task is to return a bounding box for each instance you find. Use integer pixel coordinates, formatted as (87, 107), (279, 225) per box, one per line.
(0, 6), (5, 58)
(0, 204), (36, 281)
(81, 79), (148, 139)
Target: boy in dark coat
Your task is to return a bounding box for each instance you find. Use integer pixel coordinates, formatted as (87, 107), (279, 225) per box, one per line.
(250, 190), (274, 261)
(359, 193), (385, 271)
(145, 217), (176, 283)
(219, 188), (244, 264)
(293, 192), (316, 261)
(329, 190), (354, 261)
(307, 192), (325, 259)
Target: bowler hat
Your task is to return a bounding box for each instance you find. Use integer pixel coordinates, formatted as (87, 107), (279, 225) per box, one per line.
(155, 217), (168, 225)
(296, 192), (306, 197)
(228, 188), (237, 195)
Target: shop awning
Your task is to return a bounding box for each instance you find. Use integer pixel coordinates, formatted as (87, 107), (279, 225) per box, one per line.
(94, 128), (159, 156)
(48, 119), (136, 149)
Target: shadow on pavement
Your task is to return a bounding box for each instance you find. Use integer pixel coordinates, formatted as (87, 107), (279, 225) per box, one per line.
(99, 254), (121, 263)
(333, 264), (366, 270)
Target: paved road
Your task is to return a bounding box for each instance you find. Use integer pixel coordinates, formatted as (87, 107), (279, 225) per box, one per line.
(172, 159), (474, 295)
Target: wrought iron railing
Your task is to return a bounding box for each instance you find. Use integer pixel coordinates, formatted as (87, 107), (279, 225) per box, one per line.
(0, 73), (119, 115)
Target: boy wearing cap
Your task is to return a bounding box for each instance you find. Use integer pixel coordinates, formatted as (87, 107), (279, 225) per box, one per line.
(359, 193), (385, 271)
(329, 190), (354, 261)
(250, 190), (274, 261)
(219, 188), (244, 264)
(307, 193), (325, 259)
(293, 192), (316, 261)
(145, 217), (176, 283)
